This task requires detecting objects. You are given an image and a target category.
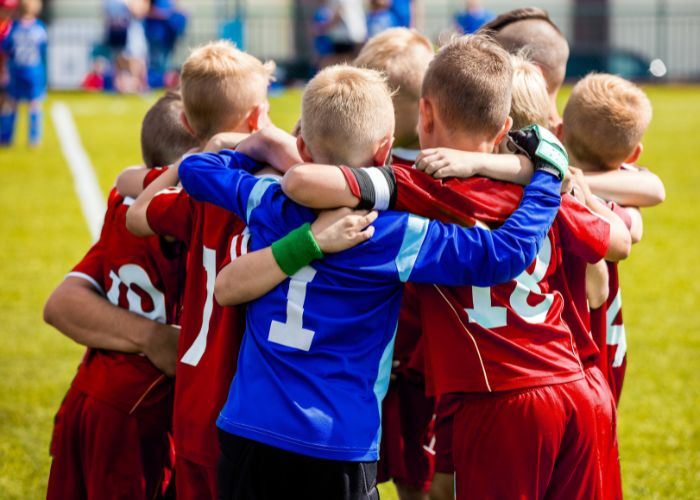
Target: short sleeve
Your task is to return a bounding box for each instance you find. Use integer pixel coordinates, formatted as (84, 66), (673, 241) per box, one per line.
(558, 194), (610, 263)
(143, 167), (169, 188)
(146, 187), (195, 245)
(608, 201), (633, 231)
(67, 240), (106, 295)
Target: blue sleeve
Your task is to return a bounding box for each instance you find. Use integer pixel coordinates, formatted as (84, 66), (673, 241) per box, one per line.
(179, 150), (313, 233)
(401, 171), (561, 287)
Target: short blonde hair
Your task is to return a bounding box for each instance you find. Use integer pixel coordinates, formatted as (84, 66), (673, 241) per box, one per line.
(509, 53), (550, 129)
(180, 41), (275, 141)
(301, 65), (395, 166)
(563, 73), (652, 168)
(354, 28), (434, 145)
(422, 35), (512, 137)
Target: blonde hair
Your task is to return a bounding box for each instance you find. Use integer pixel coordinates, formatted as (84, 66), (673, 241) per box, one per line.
(180, 41), (275, 141)
(509, 53), (550, 129)
(563, 73), (652, 168)
(354, 28), (434, 146)
(301, 65), (395, 166)
(422, 35), (512, 137)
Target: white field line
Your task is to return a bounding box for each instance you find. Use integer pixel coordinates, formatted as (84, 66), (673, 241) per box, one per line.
(50, 101), (106, 242)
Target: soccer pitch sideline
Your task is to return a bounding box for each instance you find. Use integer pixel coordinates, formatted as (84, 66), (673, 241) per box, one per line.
(0, 87), (698, 499)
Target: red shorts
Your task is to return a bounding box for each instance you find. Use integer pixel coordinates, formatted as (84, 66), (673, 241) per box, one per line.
(452, 377), (605, 500)
(377, 377), (435, 492)
(176, 455), (218, 500)
(584, 365), (622, 500)
(430, 394), (461, 474)
(47, 386), (174, 500)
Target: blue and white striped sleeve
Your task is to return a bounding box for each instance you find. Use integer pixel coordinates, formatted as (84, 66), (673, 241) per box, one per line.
(399, 170), (562, 287)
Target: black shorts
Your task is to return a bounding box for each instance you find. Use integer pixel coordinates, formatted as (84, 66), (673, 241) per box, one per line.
(217, 430), (379, 500)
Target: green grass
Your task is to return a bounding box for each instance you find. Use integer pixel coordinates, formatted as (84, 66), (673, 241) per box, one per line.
(0, 87), (697, 498)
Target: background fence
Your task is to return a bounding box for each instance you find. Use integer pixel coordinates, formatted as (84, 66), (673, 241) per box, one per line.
(45, 0), (700, 89)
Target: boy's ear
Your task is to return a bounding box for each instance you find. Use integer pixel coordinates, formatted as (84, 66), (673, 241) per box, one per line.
(180, 111), (196, 138)
(373, 134), (395, 166)
(296, 136), (314, 163)
(553, 121), (564, 142)
(246, 102), (270, 132)
(493, 116), (513, 146)
(419, 97), (434, 135)
(624, 143), (643, 165)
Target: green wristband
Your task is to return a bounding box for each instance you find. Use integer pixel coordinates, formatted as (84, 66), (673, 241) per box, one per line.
(271, 223), (324, 276)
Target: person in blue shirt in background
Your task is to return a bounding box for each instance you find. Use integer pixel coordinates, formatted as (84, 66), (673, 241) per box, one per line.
(454, 0), (494, 35)
(390, 0), (412, 27)
(1, 0), (46, 146)
(366, 0), (400, 38)
(144, 0), (187, 88)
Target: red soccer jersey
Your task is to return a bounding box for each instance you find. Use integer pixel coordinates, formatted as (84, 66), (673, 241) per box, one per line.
(69, 187), (185, 414)
(390, 165), (610, 394)
(146, 187), (248, 467)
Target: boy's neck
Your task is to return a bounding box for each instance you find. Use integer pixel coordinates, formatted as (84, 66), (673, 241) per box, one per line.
(569, 155), (606, 173)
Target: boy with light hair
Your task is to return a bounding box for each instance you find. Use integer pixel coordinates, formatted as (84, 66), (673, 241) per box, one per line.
(563, 73), (652, 402)
(174, 60), (565, 499)
(354, 27), (433, 154)
(509, 53), (550, 130)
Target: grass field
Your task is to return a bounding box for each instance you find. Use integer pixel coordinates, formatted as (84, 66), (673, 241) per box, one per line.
(0, 86), (698, 498)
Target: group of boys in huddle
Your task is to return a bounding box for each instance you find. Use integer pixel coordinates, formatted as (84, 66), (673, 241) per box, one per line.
(43, 7), (665, 500)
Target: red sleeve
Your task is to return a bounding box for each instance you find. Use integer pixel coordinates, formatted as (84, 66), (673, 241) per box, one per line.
(607, 201), (633, 230)
(143, 167), (169, 188)
(338, 165), (362, 199)
(146, 187), (195, 245)
(557, 194), (611, 263)
(218, 227), (251, 271)
(392, 164), (522, 227)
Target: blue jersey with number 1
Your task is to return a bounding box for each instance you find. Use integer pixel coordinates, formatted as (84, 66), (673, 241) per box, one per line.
(179, 151), (561, 461)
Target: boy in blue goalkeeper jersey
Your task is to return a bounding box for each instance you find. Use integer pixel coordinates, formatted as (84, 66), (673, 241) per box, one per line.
(1, 0), (46, 146)
(176, 61), (566, 499)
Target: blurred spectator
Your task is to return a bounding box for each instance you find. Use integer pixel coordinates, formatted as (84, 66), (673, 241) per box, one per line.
(0, 0), (18, 104)
(454, 0), (494, 34)
(316, 0), (366, 66)
(1, 0), (47, 146)
(390, 0), (411, 27)
(144, 0), (187, 88)
(103, 0), (149, 92)
(312, 3), (334, 64)
(366, 0), (399, 38)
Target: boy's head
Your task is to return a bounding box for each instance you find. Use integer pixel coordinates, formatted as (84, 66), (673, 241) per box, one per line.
(354, 27), (434, 148)
(420, 35), (513, 151)
(180, 41), (274, 142)
(299, 65), (395, 167)
(481, 8), (568, 100)
(20, 0), (41, 17)
(509, 53), (550, 129)
(563, 73), (652, 170)
(141, 91), (199, 168)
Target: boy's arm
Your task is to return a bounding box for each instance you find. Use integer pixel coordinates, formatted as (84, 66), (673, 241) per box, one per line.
(44, 278), (180, 376)
(126, 163), (181, 236)
(406, 170), (562, 287)
(586, 260), (610, 309)
(416, 148), (534, 184)
(584, 168), (665, 207)
(571, 168), (632, 262)
(235, 126), (303, 173)
(116, 165), (149, 198)
(282, 164), (360, 209)
(215, 208), (377, 305)
(627, 207), (643, 244)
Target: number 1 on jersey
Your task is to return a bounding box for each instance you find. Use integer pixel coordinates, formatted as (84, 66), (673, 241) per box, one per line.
(268, 266), (317, 351)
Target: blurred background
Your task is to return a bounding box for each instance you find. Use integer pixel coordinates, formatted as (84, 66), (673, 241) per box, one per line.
(43, 0), (700, 91)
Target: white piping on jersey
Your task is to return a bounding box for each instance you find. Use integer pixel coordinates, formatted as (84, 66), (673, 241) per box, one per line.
(366, 167), (392, 210)
(245, 176), (280, 224)
(65, 271), (105, 296)
(432, 284), (492, 392)
(606, 288), (627, 367)
(395, 215), (430, 282)
(51, 102), (107, 242)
